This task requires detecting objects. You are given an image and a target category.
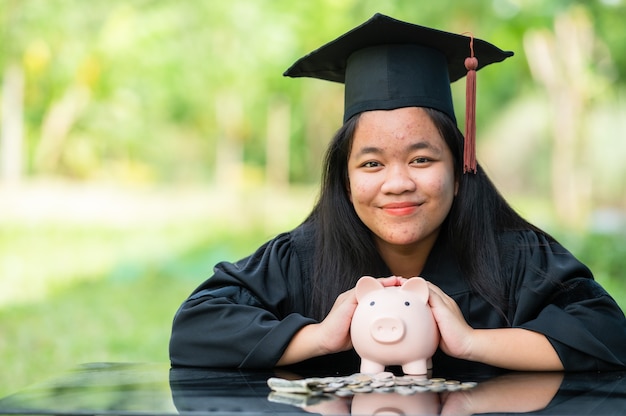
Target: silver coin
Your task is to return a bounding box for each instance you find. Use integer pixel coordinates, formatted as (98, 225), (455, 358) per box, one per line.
(461, 381), (478, 389)
(370, 380), (385, 388)
(373, 371), (395, 381)
(267, 377), (310, 394)
(351, 385), (374, 393)
(348, 373), (373, 383)
(394, 378), (413, 386)
(335, 388), (354, 397)
(429, 384), (447, 392)
(395, 386), (416, 395)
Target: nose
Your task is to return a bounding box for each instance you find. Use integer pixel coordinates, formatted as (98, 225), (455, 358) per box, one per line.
(370, 317), (405, 344)
(380, 165), (416, 194)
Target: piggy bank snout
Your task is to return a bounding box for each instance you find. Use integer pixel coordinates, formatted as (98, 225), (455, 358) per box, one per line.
(370, 316), (405, 344)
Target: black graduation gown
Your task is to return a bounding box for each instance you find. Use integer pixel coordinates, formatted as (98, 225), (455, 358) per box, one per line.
(169, 222), (626, 373)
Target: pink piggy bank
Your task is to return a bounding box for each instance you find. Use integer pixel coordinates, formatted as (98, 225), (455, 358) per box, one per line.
(350, 276), (439, 375)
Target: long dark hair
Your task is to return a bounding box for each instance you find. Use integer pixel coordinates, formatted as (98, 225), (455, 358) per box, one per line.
(303, 107), (549, 321)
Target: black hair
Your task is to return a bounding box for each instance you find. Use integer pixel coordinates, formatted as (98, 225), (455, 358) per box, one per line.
(303, 107), (550, 321)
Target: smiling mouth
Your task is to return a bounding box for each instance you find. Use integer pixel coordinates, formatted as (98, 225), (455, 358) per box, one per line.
(381, 202), (421, 216)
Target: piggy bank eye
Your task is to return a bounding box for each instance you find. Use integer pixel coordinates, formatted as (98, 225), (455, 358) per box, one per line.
(369, 301), (375, 306)
(404, 301), (410, 306)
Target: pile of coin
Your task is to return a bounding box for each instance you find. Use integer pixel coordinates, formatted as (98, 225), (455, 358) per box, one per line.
(267, 372), (478, 397)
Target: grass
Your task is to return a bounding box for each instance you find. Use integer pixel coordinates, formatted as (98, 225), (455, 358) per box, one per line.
(0, 224), (275, 398)
(0, 182), (315, 397)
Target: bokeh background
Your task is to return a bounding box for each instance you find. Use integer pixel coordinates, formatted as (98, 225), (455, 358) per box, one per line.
(1, 0), (625, 396)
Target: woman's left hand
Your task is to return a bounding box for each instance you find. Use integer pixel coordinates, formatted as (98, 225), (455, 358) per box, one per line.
(427, 282), (474, 361)
(427, 282), (564, 371)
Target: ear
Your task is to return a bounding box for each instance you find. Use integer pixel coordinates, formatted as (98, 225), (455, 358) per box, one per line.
(401, 277), (429, 303)
(355, 276), (383, 302)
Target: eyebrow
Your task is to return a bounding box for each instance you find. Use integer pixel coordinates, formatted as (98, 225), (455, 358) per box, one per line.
(353, 140), (442, 157)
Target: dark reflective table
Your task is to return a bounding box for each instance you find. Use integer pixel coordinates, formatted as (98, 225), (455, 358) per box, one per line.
(0, 362), (624, 415)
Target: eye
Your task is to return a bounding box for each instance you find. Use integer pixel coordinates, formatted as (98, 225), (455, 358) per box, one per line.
(404, 301), (410, 306)
(363, 161), (381, 168)
(370, 301), (375, 306)
(412, 157), (431, 165)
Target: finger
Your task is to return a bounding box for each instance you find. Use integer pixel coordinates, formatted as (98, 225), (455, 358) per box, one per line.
(427, 288), (445, 308)
(377, 275), (405, 287)
(427, 281), (444, 294)
(333, 288), (357, 308)
(427, 282), (453, 302)
(427, 284), (456, 311)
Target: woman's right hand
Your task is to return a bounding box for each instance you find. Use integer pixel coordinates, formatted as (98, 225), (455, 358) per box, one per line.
(277, 288), (356, 365)
(315, 288), (359, 354)
(277, 275), (405, 366)
(316, 275), (408, 355)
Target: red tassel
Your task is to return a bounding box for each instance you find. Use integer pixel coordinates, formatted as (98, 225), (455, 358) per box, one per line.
(464, 36), (478, 174)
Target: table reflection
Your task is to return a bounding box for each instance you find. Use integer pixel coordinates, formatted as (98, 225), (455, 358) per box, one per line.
(171, 367), (626, 415)
(0, 363), (624, 415)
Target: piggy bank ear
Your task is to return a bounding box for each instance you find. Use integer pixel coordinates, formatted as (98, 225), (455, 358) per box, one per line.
(355, 276), (383, 302)
(402, 277), (429, 303)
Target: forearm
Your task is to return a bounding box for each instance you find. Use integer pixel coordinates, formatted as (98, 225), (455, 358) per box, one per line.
(276, 324), (327, 366)
(467, 328), (563, 371)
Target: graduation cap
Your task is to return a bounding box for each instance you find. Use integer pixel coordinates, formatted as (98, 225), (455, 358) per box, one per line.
(284, 13), (514, 173)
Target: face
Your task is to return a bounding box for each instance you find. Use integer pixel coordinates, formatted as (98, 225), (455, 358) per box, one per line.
(347, 107), (458, 253)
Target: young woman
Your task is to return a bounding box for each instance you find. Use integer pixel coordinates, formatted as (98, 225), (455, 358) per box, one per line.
(169, 14), (626, 374)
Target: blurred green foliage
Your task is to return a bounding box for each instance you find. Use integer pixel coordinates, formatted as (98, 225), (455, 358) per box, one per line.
(557, 231), (626, 302)
(1, 0), (625, 187)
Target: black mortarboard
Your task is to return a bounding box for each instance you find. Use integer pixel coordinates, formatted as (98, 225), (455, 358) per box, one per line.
(284, 13), (514, 173)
